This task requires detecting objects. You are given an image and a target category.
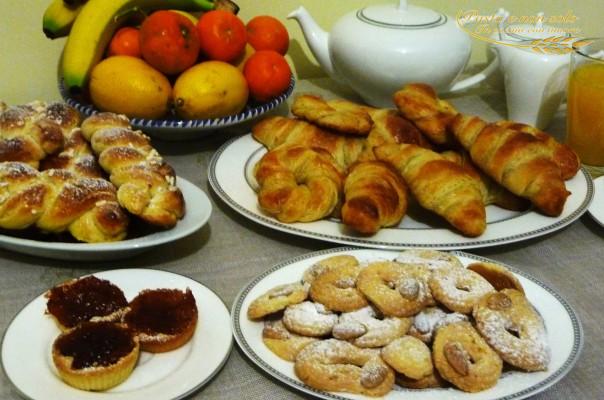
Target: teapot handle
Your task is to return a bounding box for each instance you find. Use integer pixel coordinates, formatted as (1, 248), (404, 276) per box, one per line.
(448, 56), (499, 92)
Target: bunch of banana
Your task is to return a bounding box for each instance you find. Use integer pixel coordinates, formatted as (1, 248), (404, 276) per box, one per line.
(44, 0), (239, 93)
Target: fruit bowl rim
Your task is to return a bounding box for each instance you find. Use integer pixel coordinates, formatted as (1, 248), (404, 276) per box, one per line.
(57, 75), (295, 132)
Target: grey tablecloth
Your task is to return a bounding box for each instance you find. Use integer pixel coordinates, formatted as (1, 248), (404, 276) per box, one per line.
(1, 78), (603, 399)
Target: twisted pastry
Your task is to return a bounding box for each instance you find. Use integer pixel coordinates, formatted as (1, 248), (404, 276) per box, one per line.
(40, 128), (104, 178)
(0, 102), (64, 167)
(291, 94), (374, 135)
(375, 143), (487, 237)
(393, 83), (458, 146)
(0, 162), (128, 242)
(342, 160), (408, 234)
(80, 113), (185, 228)
(252, 116), (366, 168)
(450, 114), (570, 216)
(254, 146), (344, 223)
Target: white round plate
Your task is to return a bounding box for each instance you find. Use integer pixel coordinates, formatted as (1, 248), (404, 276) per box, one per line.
(2, 268), (232, 400)
(209, 134), (593, 250)
(59, 77), (295, 141)
(232, 247), (583, 400)
(0, 177), (211, 261)
(587, 175), (604, 226)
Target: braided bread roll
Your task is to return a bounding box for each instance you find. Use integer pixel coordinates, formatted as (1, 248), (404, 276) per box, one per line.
(0, 162), (128, 242)
(80, 113), (185, 228)
(0, 102), (65, 167)
(450, 115), (570, 216)
(252, 116), (366, 168)
(40, 128), (104, 178)
(342, 161), (408, 234)
(375, 144), (487, 237)
(254, 146), (344, 223)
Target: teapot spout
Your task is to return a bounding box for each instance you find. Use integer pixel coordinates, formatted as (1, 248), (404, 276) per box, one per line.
(288, 6), (337, 79)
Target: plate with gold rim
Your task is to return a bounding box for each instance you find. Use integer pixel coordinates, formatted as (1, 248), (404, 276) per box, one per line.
(231, 247), (583, 400)
(2, 268), (232, 400)
(209, 134), (593, 250)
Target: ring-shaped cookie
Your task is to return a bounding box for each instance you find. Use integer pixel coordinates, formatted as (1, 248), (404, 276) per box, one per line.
(473, 289), (550, 371)
(310, 263), (367, 312)
(332, 306), (412, 348)
(294, 339), (395, 396)
(429, 267), (494, 314)
(247, 282), (308, 320)
(395, 249), (464, 271)
(302, 255), (359, 286)
(283, 301), (338, 337)
(262, 319), (319, 361)
(408, 306), (468, 343)
(432, 322), (503, 392)
(381, 336), (433, 380)
(356, 261), (433, 317)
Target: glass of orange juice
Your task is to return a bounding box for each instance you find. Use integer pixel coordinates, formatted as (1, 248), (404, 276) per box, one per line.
(567, 38), (604, 177)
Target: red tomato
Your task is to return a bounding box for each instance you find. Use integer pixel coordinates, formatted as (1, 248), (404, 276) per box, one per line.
(139, 10), (200, 75)
(196, 10), (247, 62)
(246, 15), (289, 55)
(108, 27), (141, 58)
(243, 50), (292, 102)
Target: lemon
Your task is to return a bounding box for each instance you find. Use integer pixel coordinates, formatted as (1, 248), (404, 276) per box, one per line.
(89, 56), (171, 119)
(173, 61), (249, 120)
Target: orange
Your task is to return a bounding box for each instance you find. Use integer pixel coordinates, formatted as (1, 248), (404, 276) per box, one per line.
(107, 27), (141, 58)
(243, 50), (291, 102)
(246, 15), (289, 55)
(139, 10), (200, 75)
(196, 10), (247, 62)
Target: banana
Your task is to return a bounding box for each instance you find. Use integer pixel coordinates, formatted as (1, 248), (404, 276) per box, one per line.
(62, 0), (217, 93)
(42, 0), (85, 39)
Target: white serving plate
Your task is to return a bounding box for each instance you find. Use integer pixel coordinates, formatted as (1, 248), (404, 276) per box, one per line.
(0, 177), (211, 261)
(209, 134), (593, 250)
(587, 175), (604, 226)
(2, 268), (232, 400)
(232, 247), (583, 400)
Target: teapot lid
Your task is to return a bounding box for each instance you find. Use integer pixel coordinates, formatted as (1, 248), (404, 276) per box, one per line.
(359, 0), (446, 29)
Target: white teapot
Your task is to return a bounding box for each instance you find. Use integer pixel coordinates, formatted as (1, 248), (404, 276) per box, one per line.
(288, 0), (495, 107)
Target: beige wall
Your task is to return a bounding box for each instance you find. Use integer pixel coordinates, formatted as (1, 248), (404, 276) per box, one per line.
(1, 0), (603, 104)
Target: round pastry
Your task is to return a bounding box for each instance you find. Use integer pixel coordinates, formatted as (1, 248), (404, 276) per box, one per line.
(408, 306), (468, 343)
(294, 339), (395, 396)
(466, 262), (525, 294)
(429, 267), (495, 314)
(282, 301), (338, 337)
(473, 289), (550, 371)
(52, 321), (139, 391)
(332, 306), (412, 348)
(124, 288), (198, 353)
(262, 319), (319, 361)
(381, 336), (433, 380)
(302, 255), (359, 285)
(45, 275), (129, 331)
(395, 249), (464, 272)
(356, 261), (433, 317)
(247, 282), (309, 320)
(309, 263), (368, 312)
(432, 322), (502, 393)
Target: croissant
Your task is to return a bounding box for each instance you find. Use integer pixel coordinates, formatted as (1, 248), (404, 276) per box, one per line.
(441, 150), (530, 211)
(491, 120), (580, 180)
(392, 83), (458, 146)
(0, 162), (128, 242)
(254, 146), (344, 223)
(252, 116), (366, 168)
(375, 144), (487, 237)
(80, 113), (185, 228)
(0, 102), (65, 167)
(291, 94), (374, 135)
(342, 160), (408, 234)
(450, 114), (570, 216)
